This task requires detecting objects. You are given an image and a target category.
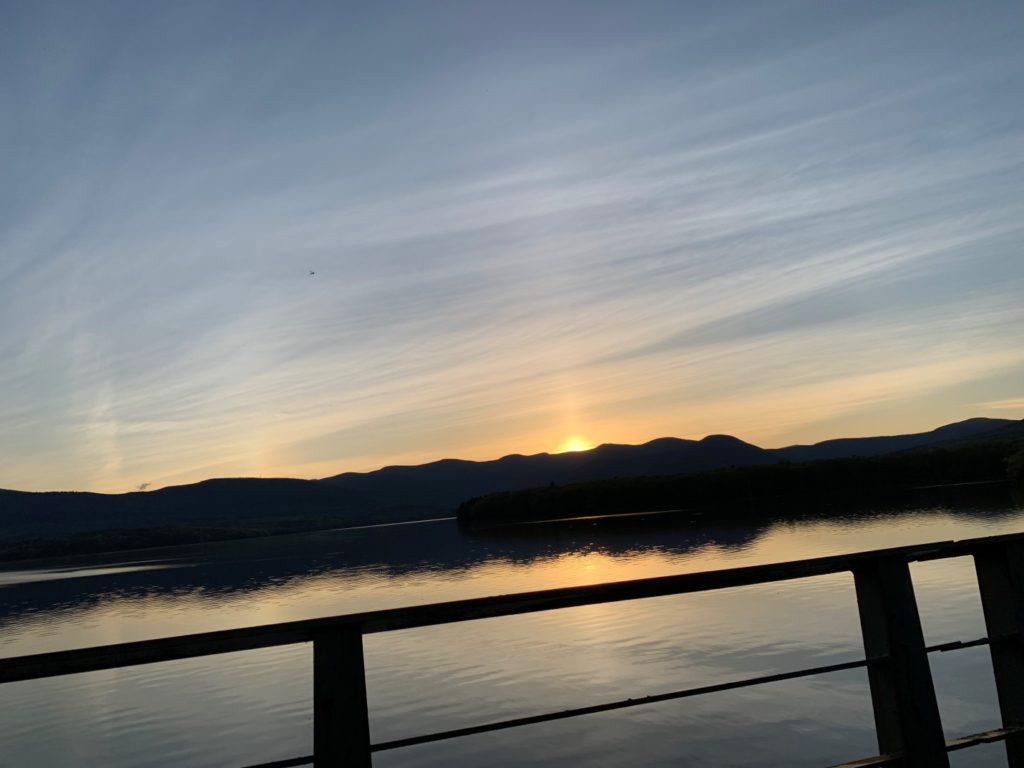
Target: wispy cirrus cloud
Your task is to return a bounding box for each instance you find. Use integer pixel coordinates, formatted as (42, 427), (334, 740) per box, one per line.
(2, 1), (1023, 491)
(973, 398), (1024, 413)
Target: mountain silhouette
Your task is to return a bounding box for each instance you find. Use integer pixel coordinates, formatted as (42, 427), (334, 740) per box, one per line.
(0, 417), (1017, 558)
(774, 417), (1016, 461)
(320, 433), (773, 510)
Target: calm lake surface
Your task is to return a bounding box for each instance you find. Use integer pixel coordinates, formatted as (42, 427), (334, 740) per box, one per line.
(2, 485), (1022, 768)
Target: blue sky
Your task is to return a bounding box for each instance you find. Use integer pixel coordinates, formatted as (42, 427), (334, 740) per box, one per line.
(2, 0), (1023, 492)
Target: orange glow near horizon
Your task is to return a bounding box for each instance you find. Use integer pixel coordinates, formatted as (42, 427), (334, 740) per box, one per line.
(556, 436), (595, 453)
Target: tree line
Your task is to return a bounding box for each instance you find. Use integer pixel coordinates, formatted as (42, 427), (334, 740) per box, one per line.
(458, 439), (1024, 526)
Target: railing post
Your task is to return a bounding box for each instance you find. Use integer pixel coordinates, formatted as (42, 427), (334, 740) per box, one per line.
(853, 556), (949, 767)
(974, 541), (1024, 767)
(313, 628), (372, 767)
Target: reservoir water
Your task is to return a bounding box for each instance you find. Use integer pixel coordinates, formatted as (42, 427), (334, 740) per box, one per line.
(1, 485), (1022, 767)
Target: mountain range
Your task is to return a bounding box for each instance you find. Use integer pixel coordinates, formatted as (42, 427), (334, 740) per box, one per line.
(0, 417), (1020, 558)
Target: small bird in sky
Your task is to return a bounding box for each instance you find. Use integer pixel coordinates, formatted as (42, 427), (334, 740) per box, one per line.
(309, 270), (316, 276)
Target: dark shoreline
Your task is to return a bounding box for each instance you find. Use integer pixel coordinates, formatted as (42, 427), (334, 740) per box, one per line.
(3, 436), (1021, 564)
(458, 440), (1024, 527)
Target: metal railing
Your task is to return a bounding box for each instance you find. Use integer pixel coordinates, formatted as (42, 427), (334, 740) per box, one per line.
(2, 532), (1023, 767)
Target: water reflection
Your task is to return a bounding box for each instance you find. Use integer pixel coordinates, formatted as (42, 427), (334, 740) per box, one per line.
(2, 483), (1017, 632)
(0, 514), (767, 639)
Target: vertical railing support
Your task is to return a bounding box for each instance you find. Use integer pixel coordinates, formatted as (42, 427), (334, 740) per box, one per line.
(314, 627), (372, 768)
(974, 541), (1024, 767)
(853, 556), (949, 767)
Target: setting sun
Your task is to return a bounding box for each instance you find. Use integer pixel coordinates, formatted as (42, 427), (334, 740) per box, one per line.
(556, 436), (595, 453)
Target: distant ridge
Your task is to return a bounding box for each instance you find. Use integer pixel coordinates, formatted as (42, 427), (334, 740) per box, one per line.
(0, 417), (1019, 559)
(320, 418), (1018, 509)
(320, 433), (773, 511)
(774, 417), (1016, 462)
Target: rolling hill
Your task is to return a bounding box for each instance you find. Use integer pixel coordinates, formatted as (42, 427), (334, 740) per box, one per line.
(0, 417), (1018, 559)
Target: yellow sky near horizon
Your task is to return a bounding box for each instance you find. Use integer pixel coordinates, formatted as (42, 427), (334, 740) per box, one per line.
(126, 348), (1024, 494)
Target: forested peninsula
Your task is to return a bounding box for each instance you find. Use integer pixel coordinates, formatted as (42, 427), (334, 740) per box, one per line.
(457, 438), (1024, 527)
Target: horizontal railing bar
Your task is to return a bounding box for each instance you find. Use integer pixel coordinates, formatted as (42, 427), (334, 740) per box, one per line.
(927, 636), (990, 653)
(826, 725), (1024, 767)
(232, 723), (1024, 768)
(234, 710), (1024, 768)
(0, 538), (966, 684)
(370, 636), (990, 752)
(915, 530), (1024, 560)
(0, 625), (315, 683)
(827, 754), (899, 768)
(944, 724), (1024, 752)
(371, 656), (873, 751)
(240, 756), (313, 768)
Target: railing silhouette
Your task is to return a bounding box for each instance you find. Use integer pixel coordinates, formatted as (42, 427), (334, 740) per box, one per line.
(2, 532), (1023, 767)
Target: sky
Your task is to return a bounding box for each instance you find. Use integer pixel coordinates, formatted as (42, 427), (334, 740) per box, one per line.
(2, 0), (1023, 493)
